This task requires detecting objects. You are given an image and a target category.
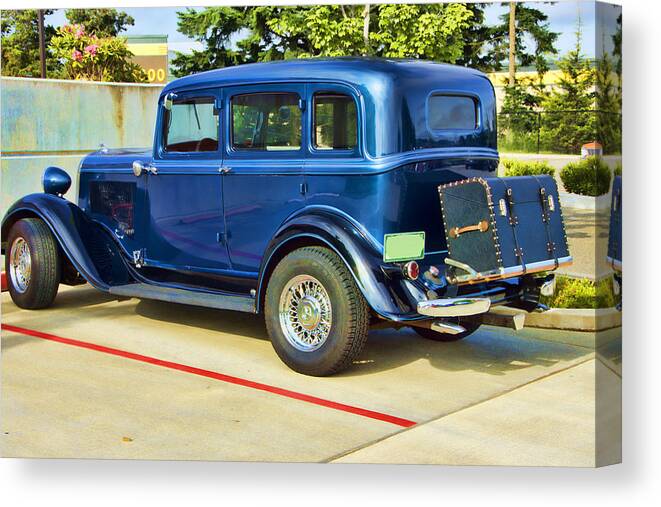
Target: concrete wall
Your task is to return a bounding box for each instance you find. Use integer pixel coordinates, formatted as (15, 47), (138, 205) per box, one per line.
(1, 77), (163, 215)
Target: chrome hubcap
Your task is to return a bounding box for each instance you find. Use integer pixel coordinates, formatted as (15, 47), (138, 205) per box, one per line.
(9, 237), (31, 293)
(279, 275), (332, 352)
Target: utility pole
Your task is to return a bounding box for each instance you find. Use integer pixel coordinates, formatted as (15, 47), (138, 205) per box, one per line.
(508, 2), (516, 86)
(37, 9), (46, 79)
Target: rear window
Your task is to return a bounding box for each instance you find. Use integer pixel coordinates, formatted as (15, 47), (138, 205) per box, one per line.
(428, 95), (478, 131)
(313, 93), (357, 150)
(231, 93), (301, 151)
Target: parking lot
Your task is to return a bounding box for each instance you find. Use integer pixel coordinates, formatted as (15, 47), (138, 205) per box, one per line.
(1, 284), (620, 466)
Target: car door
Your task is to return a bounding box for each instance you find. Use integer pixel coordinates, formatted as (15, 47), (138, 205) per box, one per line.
(222, 84), (307, 273)
(141, 88), (231, 286)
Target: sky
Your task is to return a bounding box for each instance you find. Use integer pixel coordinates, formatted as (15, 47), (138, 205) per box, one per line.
(46, 1), (622, 60)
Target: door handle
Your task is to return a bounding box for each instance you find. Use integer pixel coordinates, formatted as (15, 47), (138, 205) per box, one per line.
(219, 167), (232, 175)
(132, 160), (157, 176)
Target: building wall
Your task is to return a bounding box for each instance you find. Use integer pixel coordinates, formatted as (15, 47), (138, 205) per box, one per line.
(1, 77), (164, 215)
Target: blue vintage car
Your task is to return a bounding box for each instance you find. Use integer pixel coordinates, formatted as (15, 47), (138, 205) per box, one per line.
(2, 58), (568, 375)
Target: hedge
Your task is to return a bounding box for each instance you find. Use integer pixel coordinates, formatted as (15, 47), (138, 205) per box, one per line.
(560, 156), (612, 196)
(501, 159), (555, 177)
(541, 276), (618, 309)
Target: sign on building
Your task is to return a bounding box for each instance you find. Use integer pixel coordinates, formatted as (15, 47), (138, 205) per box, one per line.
(126, 35), (168, 84)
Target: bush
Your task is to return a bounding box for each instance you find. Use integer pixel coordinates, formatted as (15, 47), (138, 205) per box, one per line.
(614, 162), (622, 176)
(541, 276), (617, 309)
(560, 156), (612, 196)
(49, 24), (147, 83)
(501, 159), (555, 177)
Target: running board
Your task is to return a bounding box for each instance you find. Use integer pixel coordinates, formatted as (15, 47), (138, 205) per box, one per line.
(109, 283), (256, 313)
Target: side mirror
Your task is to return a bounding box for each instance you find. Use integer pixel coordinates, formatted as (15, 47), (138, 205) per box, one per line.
(42, 166), (71, 196)
(164, 92), (176, 111)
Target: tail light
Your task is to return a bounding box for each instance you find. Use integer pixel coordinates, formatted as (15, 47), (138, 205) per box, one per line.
(402, 261), (419, 280)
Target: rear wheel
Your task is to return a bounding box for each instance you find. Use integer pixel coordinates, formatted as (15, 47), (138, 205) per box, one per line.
(265, 246), (369, 376)
(411, 320), (481, 342)
(5, 218), (60, 309)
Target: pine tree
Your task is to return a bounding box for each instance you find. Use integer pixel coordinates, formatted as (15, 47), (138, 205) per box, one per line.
(540, 22), (596, 153)
(1, 9), (60, 77)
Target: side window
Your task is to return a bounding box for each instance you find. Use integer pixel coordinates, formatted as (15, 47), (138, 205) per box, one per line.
(428, 95), (478, 131)
(163, 96), (219, 153)
(313, 93), (357, 150)
(231, 93), (301, 151)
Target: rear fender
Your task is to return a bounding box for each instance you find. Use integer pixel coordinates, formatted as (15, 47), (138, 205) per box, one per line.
(256, 208), (424, 321)
(2, 194), (131, 291)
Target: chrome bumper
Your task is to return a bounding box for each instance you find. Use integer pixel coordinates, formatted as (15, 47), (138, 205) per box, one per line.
(417, 297), (491, 318)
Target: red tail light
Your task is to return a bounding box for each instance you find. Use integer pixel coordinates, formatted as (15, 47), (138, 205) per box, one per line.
(403, 261), (419, 280)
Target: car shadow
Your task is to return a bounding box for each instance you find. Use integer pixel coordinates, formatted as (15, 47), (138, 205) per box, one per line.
(132, 296), (589, 377)
(134, 299), (270, 342)
(5, 286), (590, 377)
(339, 326), (589, 377)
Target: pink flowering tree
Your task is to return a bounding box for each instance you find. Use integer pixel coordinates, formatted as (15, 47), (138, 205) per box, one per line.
(49, 24), (147, 82)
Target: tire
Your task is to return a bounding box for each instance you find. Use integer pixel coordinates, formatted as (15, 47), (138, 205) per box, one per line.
(411, 319), (481, 342)
(265, 246), (369, 376)
(5, 218), (60, 309)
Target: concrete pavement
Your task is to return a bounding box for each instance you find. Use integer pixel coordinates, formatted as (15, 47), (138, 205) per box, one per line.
(1, 285), (620, 465)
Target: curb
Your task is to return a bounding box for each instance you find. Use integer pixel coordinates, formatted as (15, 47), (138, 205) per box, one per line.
(1, 271), (6, 292)
(559, 192), (611, 211)
(490, 306), (621, 332)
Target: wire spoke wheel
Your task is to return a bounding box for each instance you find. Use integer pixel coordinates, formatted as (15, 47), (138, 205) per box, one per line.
(9, 237), (32, 293)
(278, 274), (332, 352)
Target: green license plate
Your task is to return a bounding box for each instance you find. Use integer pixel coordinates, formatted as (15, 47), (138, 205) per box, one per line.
(383, 232), (425, 262)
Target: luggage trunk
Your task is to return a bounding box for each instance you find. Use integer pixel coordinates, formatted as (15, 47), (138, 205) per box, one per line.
(607, 175), (622, 271)
(438, 175), (571, 284)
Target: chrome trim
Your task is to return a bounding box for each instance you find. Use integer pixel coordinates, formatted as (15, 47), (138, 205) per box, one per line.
(540, 276), (556, 297)
(278, 274), (332, 352)
(417, 297), (491, 317)
(450, 256), (573, 285)
(9, 237), (31, 293)
(607, 256), (622, 272)
(430, 321), (466, 335)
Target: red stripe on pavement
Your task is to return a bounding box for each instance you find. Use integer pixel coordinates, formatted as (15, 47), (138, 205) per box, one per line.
(1, 323), (417, 428)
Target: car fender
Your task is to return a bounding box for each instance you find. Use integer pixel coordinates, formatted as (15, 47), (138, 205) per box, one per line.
(256, 207), (422, 321)
(1, 193), (130, 291)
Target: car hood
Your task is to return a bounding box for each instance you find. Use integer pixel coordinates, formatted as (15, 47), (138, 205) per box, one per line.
(80, 147), (152, 170)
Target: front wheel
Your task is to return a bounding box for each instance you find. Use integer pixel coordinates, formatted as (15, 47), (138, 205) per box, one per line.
(5, 218), (60, 309)
(264, 246), (369, 376)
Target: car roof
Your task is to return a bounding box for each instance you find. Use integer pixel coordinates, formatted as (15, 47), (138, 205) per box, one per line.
(162, 57), (486, 95)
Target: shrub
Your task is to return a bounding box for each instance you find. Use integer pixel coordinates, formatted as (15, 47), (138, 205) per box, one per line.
(49, 24), (147, 83)
(560, 156), (612, 196)
(541, 276), (617, 309)
(501, 159), (555, 177)
(613, 162), (622, 176)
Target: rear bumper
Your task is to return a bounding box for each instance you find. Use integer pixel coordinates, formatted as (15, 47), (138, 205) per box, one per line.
(449, 256), (573, 285)
(417, 297), (491, 317)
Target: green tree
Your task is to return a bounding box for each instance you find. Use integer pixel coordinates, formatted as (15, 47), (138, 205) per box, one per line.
(1, 9), (61, 77)
(540, 24), (596, 153)
(490, 3), (559, 77)
(64, 8), (135, 37)
(49, 24), (147, 83)
(170, 6), (250, 77)
(454, 3), (500, 71)
(371, 3), (473, 61)
(170, 4), (478, 77)
(594, 13), (622, 154)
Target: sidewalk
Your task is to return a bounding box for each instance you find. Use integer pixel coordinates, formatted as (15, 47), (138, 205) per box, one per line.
(333, 357), (621, 467)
